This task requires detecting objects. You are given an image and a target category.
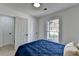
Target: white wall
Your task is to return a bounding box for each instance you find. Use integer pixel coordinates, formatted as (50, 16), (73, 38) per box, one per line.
(38, 5), (79, 45)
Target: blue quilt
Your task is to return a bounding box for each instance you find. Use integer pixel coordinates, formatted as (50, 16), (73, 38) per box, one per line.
(15, 39), (65, 56)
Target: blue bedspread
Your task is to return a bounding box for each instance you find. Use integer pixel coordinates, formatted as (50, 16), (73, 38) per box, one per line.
(15, 39), (65, 56)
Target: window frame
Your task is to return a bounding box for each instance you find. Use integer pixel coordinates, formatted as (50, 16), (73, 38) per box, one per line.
(46, 16), (62, 43)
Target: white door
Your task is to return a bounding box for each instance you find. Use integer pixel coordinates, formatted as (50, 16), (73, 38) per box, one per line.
(0, 16), (15, 46)
(15, 17), (28, 49)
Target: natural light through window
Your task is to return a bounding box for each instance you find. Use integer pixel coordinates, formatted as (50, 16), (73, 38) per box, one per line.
(47, 19), (59, 43)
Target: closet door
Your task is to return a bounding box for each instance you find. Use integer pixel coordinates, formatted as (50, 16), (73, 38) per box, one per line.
(1, 16), (15, 46)
(15, 17), (28, 49)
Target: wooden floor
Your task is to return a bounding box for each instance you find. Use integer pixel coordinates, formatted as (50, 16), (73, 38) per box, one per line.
(0, 44), (15, 56)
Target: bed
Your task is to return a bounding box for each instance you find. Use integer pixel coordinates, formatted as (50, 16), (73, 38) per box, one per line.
(15, 39), (65, 56)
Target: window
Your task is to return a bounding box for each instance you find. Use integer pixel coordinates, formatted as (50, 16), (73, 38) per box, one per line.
(47, 19), (59, 43)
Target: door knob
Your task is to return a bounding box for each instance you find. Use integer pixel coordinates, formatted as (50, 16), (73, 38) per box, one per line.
(26, 34), (28, 36)
(9, 33), (11, 35)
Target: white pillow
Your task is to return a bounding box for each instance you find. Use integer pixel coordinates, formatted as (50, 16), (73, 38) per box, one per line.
(65, 41), (74, 48)
(64, 42), (79, 56)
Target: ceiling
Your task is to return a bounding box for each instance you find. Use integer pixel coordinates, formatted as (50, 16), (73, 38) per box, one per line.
(0, 3), (78, 17)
